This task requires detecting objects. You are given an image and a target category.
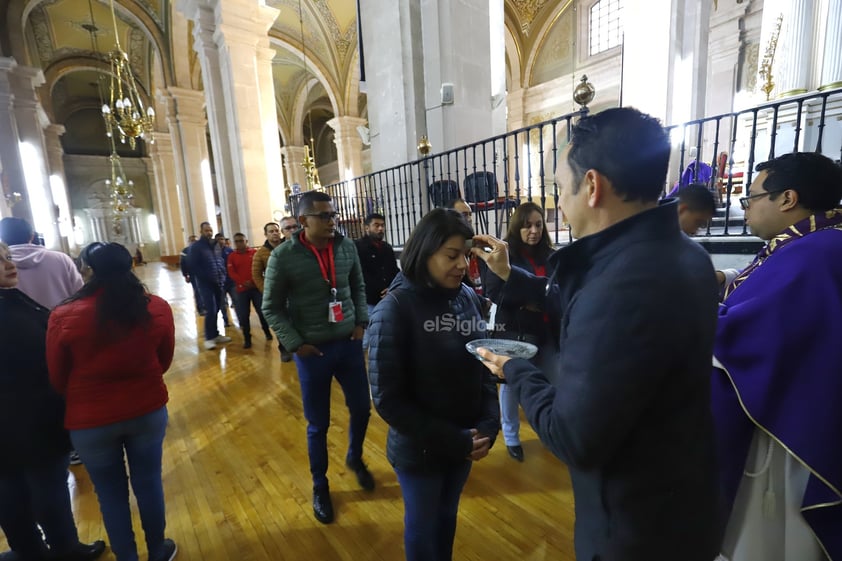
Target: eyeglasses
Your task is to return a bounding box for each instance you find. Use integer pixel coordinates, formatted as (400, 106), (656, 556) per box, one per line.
(739, 190), (783, 210)
(304, 212), (340, 222)
(282, 225), (298, 231)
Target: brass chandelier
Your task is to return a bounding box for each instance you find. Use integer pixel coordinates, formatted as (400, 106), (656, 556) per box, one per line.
(101, 0), (155, 149)
(298, 0), (322, 191)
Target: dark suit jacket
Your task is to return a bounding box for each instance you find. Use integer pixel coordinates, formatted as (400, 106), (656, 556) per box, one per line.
(501, 202), (722, 561)
(355, 236), (399, 306)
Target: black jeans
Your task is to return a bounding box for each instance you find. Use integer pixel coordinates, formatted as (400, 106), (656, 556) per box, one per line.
(233, 288), (270, 334)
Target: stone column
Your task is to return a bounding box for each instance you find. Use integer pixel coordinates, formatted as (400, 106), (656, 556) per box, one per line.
(43, 123), (73, 252)
(327, 116), (367, 182)
(177, 0), (283, 245)
(161, 86), (213, 235)
(775, 0), (814, 97)
(1, 60), (59, 248)
(819, 0), (842, 90)
(148, 134), (186, 256)
(281, 146), (308, 197)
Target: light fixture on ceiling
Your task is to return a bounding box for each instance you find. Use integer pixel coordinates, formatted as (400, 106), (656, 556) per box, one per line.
(101, 0), (154, 150)
(85, 0), (136, 233)
(298, 0), (322, 192)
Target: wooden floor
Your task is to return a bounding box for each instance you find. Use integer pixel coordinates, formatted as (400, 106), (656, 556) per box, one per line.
(4, 264), (577, 561)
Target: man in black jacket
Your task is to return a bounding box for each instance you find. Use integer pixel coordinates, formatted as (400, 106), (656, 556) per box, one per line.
(474, 107), (722, 561)
(188, 222), (232, 350)
(354, 213), (399, 348)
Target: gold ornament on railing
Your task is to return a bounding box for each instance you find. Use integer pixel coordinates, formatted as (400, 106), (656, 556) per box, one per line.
(759, 14), (784, 101)
(101, 0), (155, 149)
(417, 135), (432, 156)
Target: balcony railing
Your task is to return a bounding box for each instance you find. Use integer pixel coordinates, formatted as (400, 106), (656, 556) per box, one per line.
(291, 87), (842, 247)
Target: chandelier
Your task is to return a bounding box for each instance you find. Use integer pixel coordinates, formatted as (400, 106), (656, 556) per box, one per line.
(101, 0), (154, 149)
(298, 0), (322, 192)
(84, 0), (136, 233)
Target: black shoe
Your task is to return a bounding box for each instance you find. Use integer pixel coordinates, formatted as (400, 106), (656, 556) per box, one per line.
(243, 333), (252, 349)
(55, 540), (106, 561)
(507, 445), (524, 462)
(150, 539), (177, 561)
(313, 487), (334, 524)
(281, 351), (293, 363)
(69, 450), (82, 465)
(263, 329), (273, 341)
(347, 459), (375, 491)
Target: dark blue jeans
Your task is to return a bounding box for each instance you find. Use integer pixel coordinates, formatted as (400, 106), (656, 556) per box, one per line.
(197, 282), (225, 341)
(395, 461), (473, 561)
(0, 454), (79, 558)
(70, 407), (169, 561)
(233, 288), (269, 335)
(293, 338), (371, 490)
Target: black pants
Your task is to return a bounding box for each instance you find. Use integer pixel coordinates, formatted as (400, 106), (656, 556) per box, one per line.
(233, 288), (270, 335)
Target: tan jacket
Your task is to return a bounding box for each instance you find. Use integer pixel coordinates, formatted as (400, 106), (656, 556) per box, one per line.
(252, 240), (278, 293)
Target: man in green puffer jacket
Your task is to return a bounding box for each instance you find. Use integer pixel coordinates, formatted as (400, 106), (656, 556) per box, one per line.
(262, 190), (374, 525)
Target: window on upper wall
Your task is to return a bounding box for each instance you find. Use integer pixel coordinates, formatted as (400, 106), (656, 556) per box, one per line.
(589, 0), (624, 56)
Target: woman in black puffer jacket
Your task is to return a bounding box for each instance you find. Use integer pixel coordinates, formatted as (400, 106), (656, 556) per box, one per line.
(0, 241), (105, 561)
(368, 209), (500, 561)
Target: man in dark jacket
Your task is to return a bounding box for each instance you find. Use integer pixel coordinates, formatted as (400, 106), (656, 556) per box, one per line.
(474, 107), (722, 561)
(354, 213), (399, 348)
(262, 191), (373, 525)
(188, 222), (232, 350)
(180, 235), (205, 315)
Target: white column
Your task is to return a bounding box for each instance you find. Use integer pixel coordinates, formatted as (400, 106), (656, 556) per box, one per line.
(281, 146), (308, 197)
(327, 116), (367, 182)
(819, 0), (842, 90)
(0, 58), (25, 218)
(148, 134), (186, 255)
(177, 0), (283, 245)
(3, 60), (59, 248)
(43, 124), (74, 252)
(775, 0), (814, 97)
(161, 87), (213, 235)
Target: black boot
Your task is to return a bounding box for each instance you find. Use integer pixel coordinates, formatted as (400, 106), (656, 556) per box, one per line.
(243, 330), (252, 349)
(263, 327), (273, 341)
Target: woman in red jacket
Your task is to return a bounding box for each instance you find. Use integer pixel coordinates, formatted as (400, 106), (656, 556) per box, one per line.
(47, 243), (177, 561)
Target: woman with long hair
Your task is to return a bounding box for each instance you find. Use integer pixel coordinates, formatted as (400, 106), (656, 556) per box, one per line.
(367, 208), (500, 561)
(0, 242), (106, 561)
(47, 243), (177, 561)
(484, 202), (555, 462)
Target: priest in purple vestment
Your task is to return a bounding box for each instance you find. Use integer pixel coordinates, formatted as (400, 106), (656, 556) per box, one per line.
(712, 152), (842, 561)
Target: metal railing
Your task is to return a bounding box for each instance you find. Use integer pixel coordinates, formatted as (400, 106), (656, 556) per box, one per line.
(291, 87), (842, 247)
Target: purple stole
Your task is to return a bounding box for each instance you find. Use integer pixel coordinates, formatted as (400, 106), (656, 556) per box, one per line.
(712, 208), (842, 558)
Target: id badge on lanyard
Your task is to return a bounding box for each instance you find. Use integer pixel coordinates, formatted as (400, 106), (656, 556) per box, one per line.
(328, 287), (343, 323)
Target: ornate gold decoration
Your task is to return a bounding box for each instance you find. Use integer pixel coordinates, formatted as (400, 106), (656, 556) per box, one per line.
(512, 0), (550, 35)
(417, 135), (432, 156)
(573, 75), (595, 109)
(101, 0), (155, 149)
(299, 0), (322, 192)
(759, 14), (783, 101)
(302, 144), (322, 191)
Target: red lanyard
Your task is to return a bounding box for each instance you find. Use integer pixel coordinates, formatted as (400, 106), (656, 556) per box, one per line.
(300, 233), (336, 288)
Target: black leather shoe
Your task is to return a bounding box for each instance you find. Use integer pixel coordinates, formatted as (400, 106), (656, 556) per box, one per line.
(347, 459), (375, 491)
(263, 329), (273, 341)
(313, 487), (334, 524)
(507, 445), (524, 462)
(55, 540), (106, 561)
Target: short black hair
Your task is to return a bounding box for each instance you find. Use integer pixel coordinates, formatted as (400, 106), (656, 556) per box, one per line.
(298, 191), (333, 217)
(233, 232), (246, 239)
(401, 208), (473, 286)
(756, 152), (842, 212)
(677, 183), (716, 215)
(0, 217), (34, 245)
(365, 213), (386, 225)
(199, 221), (211, 230)
(263, 222), (279, 233)
(567, 107), (671, 203)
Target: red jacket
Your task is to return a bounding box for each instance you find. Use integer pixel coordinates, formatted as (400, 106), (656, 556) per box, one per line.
(46, 293), (175, 430)
(227, 248), (257, 292)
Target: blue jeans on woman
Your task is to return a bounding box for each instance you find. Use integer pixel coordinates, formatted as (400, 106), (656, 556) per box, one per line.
(70, 407), (168, 561)
(395, 461), (473, 561)
(0, 453), (79, 558)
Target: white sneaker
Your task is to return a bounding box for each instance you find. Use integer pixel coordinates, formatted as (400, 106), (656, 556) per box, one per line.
(214, 335), (232, 343)
(203, 339), (217, 350)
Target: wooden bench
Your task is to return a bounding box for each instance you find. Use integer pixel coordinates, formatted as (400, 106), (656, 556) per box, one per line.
(161, 255), (181, 269)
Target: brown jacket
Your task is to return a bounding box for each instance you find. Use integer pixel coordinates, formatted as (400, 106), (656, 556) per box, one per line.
(252, 240), (275, 293)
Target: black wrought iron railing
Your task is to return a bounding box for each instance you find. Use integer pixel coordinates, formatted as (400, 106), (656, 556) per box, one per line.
(290, 87), (842, 247)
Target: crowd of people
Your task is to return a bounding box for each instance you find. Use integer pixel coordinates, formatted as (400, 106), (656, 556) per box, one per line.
(1, 105), (840, 561)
